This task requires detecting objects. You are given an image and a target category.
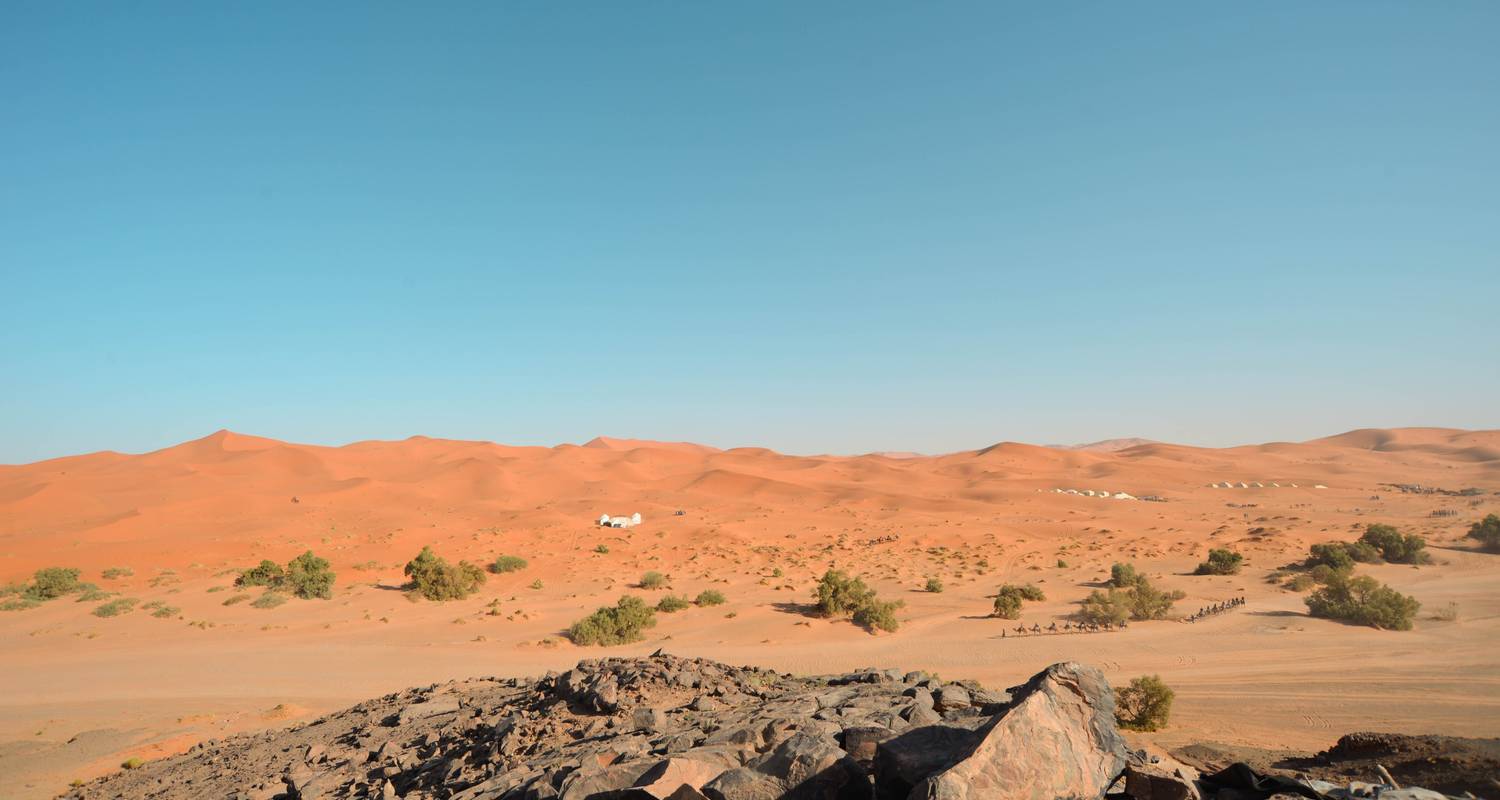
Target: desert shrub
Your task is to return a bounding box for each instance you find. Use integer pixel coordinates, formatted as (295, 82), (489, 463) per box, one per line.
(1056, 559), (1068, 568)
(121, 758), (144, 770)
(93, 598), (138, 617)
(594, 544), (610, 554)
(1307, 542), (1355, 571)
(1344, 540), (1383, 563)
(405, 547), (487, 601)
(992, 592), (1022, 619)
(771, 567), (783, 578)
(1109, 562), (1143, 589)
(1309, 563), (1349, 584)
(101, 567), (134, 580)
(1115, 675), (1174, 731)
(1467, 514), (1500, 552)
(250, 592), (287, 609)
(529, 578), (543, 589)
(222, 593), (251, 606)
(26, 567), (82, 601)
(852, 598), (903, 633)
(568, 595), (657, 646)
(491, 555), (528, 574)
(1285, 574), (1316, 592)
(1, 597), (42, 611)
(813, 570), (874, 617)
(1078, 589), (1131, 625)
(236, 560), (286, 588)
(151, 605), (180, 619)
(285, 551), (336, 599)
(76, 585), (111, 602)
(639, 571), (667, 590)
(1195, 548), (1243, 576)
(1014, 584), (1045, 601)
(1128, 581), (1186, 620)
(656, 595), (691, 613)
(695, 589), (727, 606)
(924, 577), (944, 593)
(1305, 574), (1420, 630)
(1359, 524), (1428, 564)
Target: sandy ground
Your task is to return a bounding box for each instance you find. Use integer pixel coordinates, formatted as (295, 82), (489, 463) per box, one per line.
(1, 428), (1497, 799)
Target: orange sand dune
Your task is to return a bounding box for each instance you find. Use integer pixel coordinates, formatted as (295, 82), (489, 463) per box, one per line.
(1, 427), (1498, 799)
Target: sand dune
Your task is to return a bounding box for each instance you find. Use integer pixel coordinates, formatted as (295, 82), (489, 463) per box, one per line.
(1, 427), (1497, 799)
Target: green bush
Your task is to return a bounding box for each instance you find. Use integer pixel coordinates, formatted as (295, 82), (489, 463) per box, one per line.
(695, 589), (727, 606)
(93, 598), (138, 617)
(75, 585), (111, 602)
(992, 592), (1022, 619)
(1359, 524), (1428, 564)
(656, 595), (691, 613)
(1345, 540), (1383, 563)
(1309, 563), (1349, 584)
(594, 544), (610, 554)
(1116, 675), (1174, 731)
(639, 571), (667, 590)
(1080, 576), (1183, 623)
(1285, 574), (1316, 592)
(1109, 563), (1142, 589)
(151, 605), (180, 619)
(405, 546), (486, 601)
(1195, 548), (1244, 576)
(26, 567), (83, 601)
(1, 597), (42, 611)
(236, 560), (286, 588)
(1307, 542), (1356, 571)
(285, 551), (336, 599)
(924, 577), (944, 593)
(568, 596), (657, 646)
(492, 555), (528, 574)
(1305, 574), (1420, 630)
(1078, 589), (1131, 625)
(1467, 514), (1500, 552)
(121, 757), (144, 770)
(813, 570), (874, 617)
(992, 583), (1044, 619)
(852, 598), (903, 633)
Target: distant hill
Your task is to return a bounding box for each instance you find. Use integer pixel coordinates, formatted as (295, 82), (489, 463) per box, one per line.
(1049, 438), (1157, 453)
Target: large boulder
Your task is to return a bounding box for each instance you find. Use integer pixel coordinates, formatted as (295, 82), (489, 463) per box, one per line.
(702, 732), (869, 800)
(908, 662), (1127, 800)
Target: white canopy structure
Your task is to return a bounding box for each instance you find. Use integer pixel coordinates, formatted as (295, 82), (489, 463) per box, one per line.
(599, 512), (642, 528)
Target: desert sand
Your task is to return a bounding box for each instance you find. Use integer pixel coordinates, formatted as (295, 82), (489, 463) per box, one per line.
(1, 427), (1497, 798)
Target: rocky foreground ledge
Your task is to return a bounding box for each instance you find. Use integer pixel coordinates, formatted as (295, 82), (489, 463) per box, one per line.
(64, 654), (1486, 800)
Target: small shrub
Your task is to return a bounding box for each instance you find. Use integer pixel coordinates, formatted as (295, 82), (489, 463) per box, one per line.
(1116, 675), (1174, 731)
(1466, 514), (1500, 552)
(26, 567), (82, 601)
(1305, 574), (1420, 630)
(1195, 548), (1243, 576)
(593, 544), (610, 554)
(992, 592), (1022, 619)
(1056, 559), (1068, 568)
(121, 758), (144, 770)
(530, 578), (543, 589)
(852, 598), (903, 633)
(101, 567), (134, 580)
(1359, 524), (1428, 564)
(151, 605), (180, 619)
(405, 546), (487, 601)
(1127, 581), (1186, 620)
(250, 592), (287, 609)
(93, 598), (138, 617)
(924, 577), (944, 593)
(695, 589), (727, 606)
(1, 597), (41, 611)
(639, 571), (667, 590)
(1309, 563), (1350, 585)
(492, 555), (528, 573)
(1014, 584), (1045, 601)
(285, 551), (336, 599)
(1307, 542), (1355, 571)
(568, 595), (657, 646)
(1078, 589), (1130, 625)
(1285, 574), (1316, 592)
(222, 593), (251, 606)
(1109, 563), (1142, 589)
(75, 584), (110, 602)
(1431, 602), (1459, 622)
(236, 560), (285, 588)
(656, 595), (692, 613)
(771, 567), (784, 578)
(813, 570), (874, 617)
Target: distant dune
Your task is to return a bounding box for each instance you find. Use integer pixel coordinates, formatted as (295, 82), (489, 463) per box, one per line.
(1048, 437), (1158, 452)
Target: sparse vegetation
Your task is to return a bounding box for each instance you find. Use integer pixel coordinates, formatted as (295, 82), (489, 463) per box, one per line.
(695, 589), (727, 606)
(236, 560), (285, 588)
(1079, 570), (1183, 624)
(151, 605), (180, 619)
(93, 598), (138, 617)
(1194, 548), (1243, 576)
(491, 555), (528, 574)
(1285, 574), (1316, 592)
(1467, 514), (1500, 552)
(405, 547), (487, 601)
(1358, 524), (1429, 564)
(593, 544), (610, 554)
(567, 596), (657, 646)
(121, 758), (144, 770)
(656, 595), (691, 613)
(1305, 574), (1420, 630)
(75, 585), (111, 602)
(852, 598), (903, 633)
(1115, 675), (1174, 731)
(1108, 562), (1140, 589)
(285, 551), (336, 599)
(991, 583), (1045, 619)
(222, 593), (251, 606)
(924, 577), (944, 593)
(639, 571), (667, 590)
(101, 567), (134, 580)
(1056, 559), (1068, 568)
(250, 592), (287, 610)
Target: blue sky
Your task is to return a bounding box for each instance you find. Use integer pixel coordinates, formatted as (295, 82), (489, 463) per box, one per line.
(3, 2), (1497, 463)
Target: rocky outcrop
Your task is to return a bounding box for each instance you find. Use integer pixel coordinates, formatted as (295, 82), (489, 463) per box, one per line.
(62, 653), (1323, 800)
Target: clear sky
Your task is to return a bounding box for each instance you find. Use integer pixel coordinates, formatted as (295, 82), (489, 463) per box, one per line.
(3, 2), (1497, 463)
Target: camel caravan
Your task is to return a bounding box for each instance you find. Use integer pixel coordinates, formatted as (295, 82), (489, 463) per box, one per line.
(1000, 619), (1129, 638)
(1184, 596), (1245, 622)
